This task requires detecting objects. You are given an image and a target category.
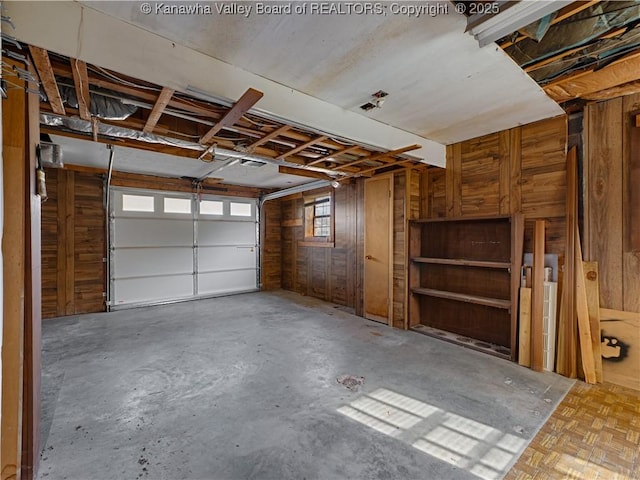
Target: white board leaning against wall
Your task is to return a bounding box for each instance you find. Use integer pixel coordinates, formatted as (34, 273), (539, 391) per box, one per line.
(110, 188), (258, 309)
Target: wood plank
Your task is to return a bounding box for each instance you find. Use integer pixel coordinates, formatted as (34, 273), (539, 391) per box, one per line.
(518, 287), (532, 367)
(511, 213), (525, 361)
(557, 147), (578, 378)
(143, 87), (174, 133)
(354, 159), (415, 177)
(499, 130), (510, 214)
(587, 99), (624, 309)
(70, 58), (91, 120)
(583, 261), (603, 382)
(509, 127), (522, 213)
(333, 144), (421, 171)
(412, 257), (511, 269)
(28, 46), (65, 115)
(411, 288), (511, 310)
(307, 145), (359, 167)
(545, 51), (640, 102)
(277, 135), (327, 160)
(2, 65), (27, 479)
(575, 236), (597, 384)
(199, 88), (264, 145)
(445, 143), (462, 217)
(247, 125), (291, 150)
(628, 110), (640, 253)
(278, 165), (334, 181)
(531, 219), (546, 372)
(64, 171), (75, 315)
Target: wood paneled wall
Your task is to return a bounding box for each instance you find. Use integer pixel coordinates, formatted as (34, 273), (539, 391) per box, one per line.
(41, 168), (106, 318)
(279, 182), (361, 311)
(276, 169), (419, 325)
(261, 199), (282, 290)
(584, 95), (640, 313)
(425, 116), (568, 255)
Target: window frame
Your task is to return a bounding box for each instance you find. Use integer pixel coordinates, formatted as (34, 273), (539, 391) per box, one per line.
(303, 190), (334, 245)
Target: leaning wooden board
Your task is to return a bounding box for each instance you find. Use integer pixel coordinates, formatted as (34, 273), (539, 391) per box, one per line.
(600, 308), (640, 391)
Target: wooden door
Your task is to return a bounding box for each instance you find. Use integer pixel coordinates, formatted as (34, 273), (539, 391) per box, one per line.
(364, 175), (393, 323)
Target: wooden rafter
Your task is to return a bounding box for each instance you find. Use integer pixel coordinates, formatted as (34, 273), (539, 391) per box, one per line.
(199, 88), (263, 145)
(354, 159), (415, 177)
(544, 51), (640, 102)
(28, 46), (65, 115)
(70, 58), (91, 120)
(247, 125), (291, 150)
(306, 145), (359, 166)
(143, 87), (174, 133)
(333, 144), (421, 171)
(278, 165), (334, 181)
(277, 135), (328, 160)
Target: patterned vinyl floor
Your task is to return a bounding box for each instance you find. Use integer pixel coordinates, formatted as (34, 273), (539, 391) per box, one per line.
(506, 381), (640, 480)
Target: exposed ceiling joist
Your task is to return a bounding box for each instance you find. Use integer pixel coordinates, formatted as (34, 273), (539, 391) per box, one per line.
(28, 46), (65, 115)
(499, 0), (600, 48)
(353, 159), (414, 177)
(70, 58), (91, 120)
(306, 145), (359, 167)
(333, 144), (421, 171)
(277, 135), (328, 160)
(582, 80), (640, 101)
(199, 88), (264, 145)
(143, 87), (174, 133)
(278, 165), (334, 181)
(247, 125), (291, 150)
(544, 51), (640, 102)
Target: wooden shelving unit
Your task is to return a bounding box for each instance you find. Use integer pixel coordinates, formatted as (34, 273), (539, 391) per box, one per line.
(408, 214), (524, 360)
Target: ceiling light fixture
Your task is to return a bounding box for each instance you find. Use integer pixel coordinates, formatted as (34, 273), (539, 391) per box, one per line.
(467, 0), (572, 48)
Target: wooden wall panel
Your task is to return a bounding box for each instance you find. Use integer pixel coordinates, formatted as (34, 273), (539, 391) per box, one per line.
(585, 99), (624, 310)
(585, 94), (640, 314)
(40, 168), (106, 318)
(460, 132), (501, 216)
(41, 169), (59, 318)
(427, 168), (446, 218)
(261, 199), (282, 290)
(392, 172), (407, 329)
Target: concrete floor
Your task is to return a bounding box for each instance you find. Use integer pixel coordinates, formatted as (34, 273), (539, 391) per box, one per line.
(39, 291), (574, 480)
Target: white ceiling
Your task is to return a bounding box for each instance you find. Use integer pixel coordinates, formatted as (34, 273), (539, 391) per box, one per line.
(50, 135), (310, 189)
(82, 0), (563, 144)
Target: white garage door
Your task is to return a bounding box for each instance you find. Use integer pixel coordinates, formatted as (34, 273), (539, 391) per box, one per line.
(110, 188), (258, 309)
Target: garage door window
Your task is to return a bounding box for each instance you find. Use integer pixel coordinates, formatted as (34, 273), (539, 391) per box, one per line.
(122, 194), (155, 212)
(230, 202), (252, 217)
(164, 197), (192, 214)
(200, 200), (224, 215)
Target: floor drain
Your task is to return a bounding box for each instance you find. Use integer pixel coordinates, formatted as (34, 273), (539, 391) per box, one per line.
(336, 375), (365, 392)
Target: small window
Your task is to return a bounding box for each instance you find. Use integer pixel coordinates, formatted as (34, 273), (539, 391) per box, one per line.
(122, 194), (154, 212)
(304, 193), (333, 240)
(230, 202), (252, 217)
(200, 200), (224, 215)
(164, 197), (191, 214)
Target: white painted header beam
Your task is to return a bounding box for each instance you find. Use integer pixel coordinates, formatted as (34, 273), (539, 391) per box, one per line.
(6, 1), (446, 166)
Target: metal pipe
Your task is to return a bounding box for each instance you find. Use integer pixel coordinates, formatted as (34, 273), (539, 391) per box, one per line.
(105, 145), (115, 312)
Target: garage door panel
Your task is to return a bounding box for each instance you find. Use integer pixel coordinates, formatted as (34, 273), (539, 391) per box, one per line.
(114, 247), (193, 278)
(111, 190), (257, 308)
(113, 274), (194, 305)
(198, 246), (256, 271)
(198, 220), (255, 245)
(197, 270), (256, 295)
(114, 218), (193, 247)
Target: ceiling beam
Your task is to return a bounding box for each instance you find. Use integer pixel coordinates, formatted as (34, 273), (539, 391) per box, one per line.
(306, 145), (359, 166)
(582, 80), (640, 101)
(333, 144), (421, 171)
(544, 51), (640, 102)
(247, 125), (291, 150)
(353, 159), (415, 177)
(143, 87), (174, 133)
(70, 58), (91, 120)
(28, 46), (65, 115)
(199, 88), (264, 145)
(277, 135), (328, 160)
(278, 166), (335, 181)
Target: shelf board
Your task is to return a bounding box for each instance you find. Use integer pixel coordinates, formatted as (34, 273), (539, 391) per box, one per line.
(411, 257), (510, 269)
(411, 287), (511, 310)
